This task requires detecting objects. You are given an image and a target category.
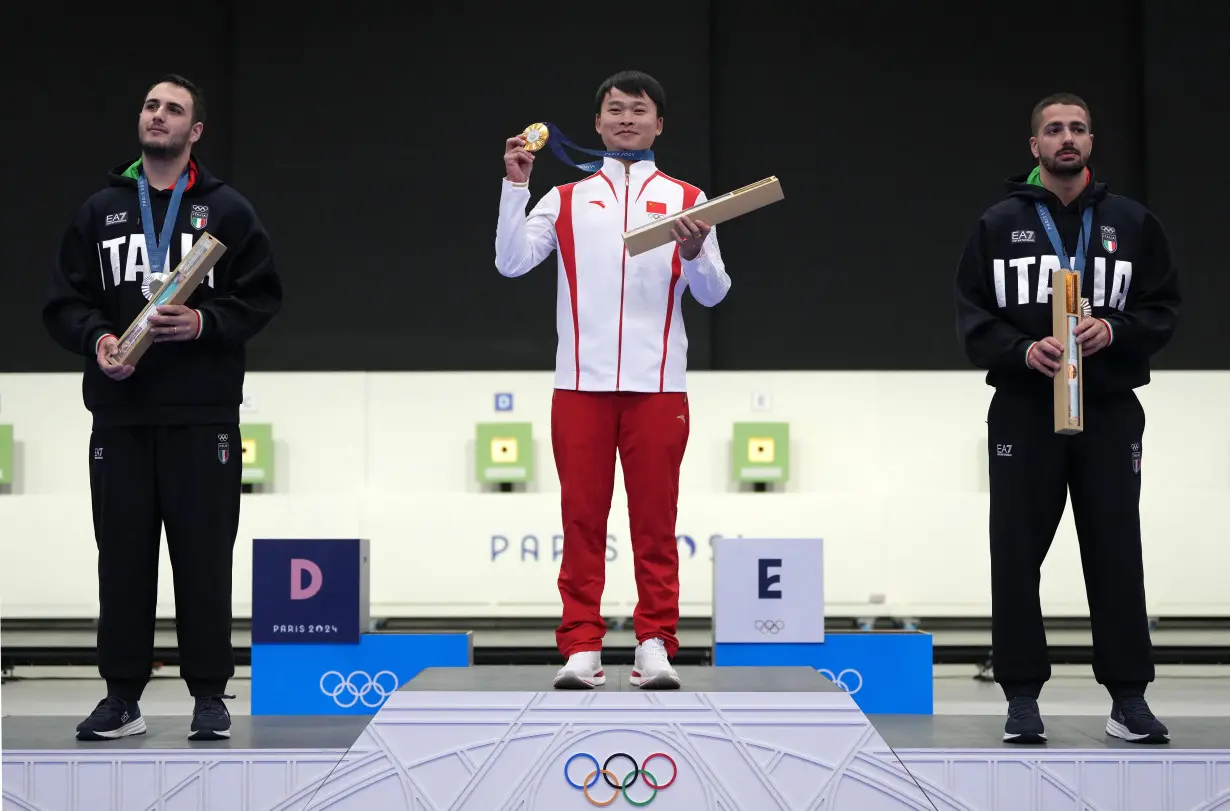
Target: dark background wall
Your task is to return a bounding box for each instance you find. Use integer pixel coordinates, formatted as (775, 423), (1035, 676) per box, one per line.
(4, 1), (1225, 373)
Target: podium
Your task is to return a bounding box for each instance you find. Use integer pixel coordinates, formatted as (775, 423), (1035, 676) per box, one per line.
(711, 536), (933, 714)
(306, 665), (940, 809)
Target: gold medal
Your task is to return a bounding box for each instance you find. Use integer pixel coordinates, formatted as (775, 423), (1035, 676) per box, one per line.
(521, 123), (549, 152)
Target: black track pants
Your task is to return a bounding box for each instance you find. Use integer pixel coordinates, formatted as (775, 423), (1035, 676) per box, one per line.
(986, 388), (1154, 699)
(88, 423), (242, 700)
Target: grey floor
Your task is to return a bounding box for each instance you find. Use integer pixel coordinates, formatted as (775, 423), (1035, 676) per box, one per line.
(5, 663), (1230, 750)
(0, 714), (372, 751)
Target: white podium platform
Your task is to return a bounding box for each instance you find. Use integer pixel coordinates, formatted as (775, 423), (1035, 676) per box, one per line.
(315, 665), (934, 809)
(6, 666), (1230, 810)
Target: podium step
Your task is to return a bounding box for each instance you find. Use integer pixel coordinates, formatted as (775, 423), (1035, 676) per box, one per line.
(5, 666), (1230, 810)
(336, 665), (930, 810)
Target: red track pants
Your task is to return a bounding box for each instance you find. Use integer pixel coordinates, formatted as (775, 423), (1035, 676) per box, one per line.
(551, 389), (690, 659)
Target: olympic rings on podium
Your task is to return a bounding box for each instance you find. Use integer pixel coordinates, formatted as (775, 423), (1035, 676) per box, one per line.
(564, 752), (678, 806)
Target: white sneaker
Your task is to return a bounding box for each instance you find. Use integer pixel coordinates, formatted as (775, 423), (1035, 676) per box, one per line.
(630, 638), (681, 689)
(554, 650), (606, 689)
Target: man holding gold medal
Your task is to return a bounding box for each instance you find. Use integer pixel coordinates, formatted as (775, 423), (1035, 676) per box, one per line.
(495, 70), (732, 689)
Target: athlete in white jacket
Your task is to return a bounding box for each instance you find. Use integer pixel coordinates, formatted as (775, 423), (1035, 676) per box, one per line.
(495, 71), (731, 690)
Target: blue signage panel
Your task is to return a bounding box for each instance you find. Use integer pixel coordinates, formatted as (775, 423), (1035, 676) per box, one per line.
(251, 632), (473, 715)
(714, 631), (933, 715)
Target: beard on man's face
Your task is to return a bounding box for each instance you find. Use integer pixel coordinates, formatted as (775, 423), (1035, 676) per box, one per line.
(1041, 147), (1086, 176)
(140, 133), (187, 159)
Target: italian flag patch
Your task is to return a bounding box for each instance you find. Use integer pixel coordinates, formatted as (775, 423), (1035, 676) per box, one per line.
(1100, 224), (1117, 253)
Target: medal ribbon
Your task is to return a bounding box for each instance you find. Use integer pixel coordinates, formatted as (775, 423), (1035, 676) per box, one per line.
(137, 167), (189, 276)
(1034, 201), (1093, 283)
(541, 122), (653, 173)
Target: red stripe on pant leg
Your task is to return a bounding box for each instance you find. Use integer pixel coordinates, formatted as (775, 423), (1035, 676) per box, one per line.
(552, 389), (620, 658)
(617, 392), (689, 659)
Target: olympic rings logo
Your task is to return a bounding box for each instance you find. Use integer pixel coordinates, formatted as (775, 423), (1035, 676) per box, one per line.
(754, 620), (784, 634)
(319, 670), (399, 708)
(564, 752), (677, 806)
(817, 668), (864, 694)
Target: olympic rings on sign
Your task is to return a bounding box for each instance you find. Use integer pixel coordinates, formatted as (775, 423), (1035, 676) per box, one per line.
(564, 752), (677, 806)
(319, 669), (399, 708)
(817, 668), (864, 694)
(754, 619), (784, 634)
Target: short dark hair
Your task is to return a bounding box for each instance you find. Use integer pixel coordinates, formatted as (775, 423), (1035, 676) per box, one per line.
(594, 70), (666, 118)
(1031, 92), (1090, 135)
(146, 73), (207, 124)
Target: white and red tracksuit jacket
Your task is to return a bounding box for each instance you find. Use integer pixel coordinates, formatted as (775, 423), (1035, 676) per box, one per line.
(495, 157), (731, 393)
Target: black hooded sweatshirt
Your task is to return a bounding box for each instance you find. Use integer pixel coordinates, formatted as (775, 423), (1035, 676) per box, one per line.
(954, 166), (1180, 397)
(43, 157), (283, 428)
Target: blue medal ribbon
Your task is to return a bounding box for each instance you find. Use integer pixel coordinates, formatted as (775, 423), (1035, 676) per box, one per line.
(137, 166), (189, 276)
(541, 122), (653, 173)
(1034, 200), (1093, 282)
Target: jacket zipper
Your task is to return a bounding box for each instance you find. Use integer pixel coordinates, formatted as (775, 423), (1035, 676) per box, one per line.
(616, 170), (629, 391)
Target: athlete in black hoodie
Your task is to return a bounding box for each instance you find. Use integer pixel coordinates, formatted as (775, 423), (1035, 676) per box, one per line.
(954, 93), (1178, 745)
(42, 75), (282, 742)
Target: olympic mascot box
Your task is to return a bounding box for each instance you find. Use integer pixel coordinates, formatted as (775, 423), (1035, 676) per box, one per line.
(251, 632), (474, 715)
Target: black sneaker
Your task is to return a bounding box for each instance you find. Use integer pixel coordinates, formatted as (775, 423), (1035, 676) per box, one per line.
(189, 694), (234, 741)
(76, 696), (146, 741)
(1106, 696), (1170, 744)
(1003, 696), (1047, 743)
